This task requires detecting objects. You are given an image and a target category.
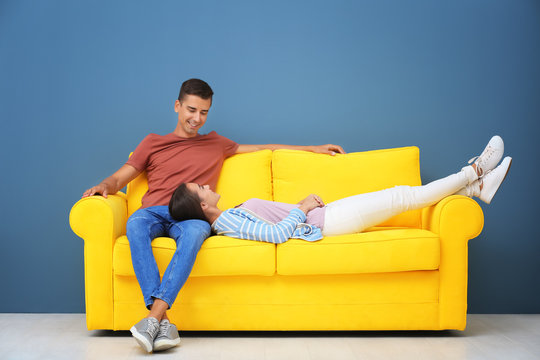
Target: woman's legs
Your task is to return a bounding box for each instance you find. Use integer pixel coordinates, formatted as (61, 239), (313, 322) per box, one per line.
(323, 165), (478, 236)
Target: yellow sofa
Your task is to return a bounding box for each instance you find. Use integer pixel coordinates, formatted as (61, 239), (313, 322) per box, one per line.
(69, 147), (483, 331)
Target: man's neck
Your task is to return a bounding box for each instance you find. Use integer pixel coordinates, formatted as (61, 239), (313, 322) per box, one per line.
(173, 125), (199, 139)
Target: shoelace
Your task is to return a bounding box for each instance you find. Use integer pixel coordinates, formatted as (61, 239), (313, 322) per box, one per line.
(157, 321), (171, 338)
(468, 145), (496, 177)
(146, 319), (160, 337)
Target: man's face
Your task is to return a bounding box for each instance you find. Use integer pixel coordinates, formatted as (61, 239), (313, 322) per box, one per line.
(174, 94), (212, 138)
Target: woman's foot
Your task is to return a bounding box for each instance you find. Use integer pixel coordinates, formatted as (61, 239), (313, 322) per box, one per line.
(469, 135), (504, 177)
(457, 157), (512, 204)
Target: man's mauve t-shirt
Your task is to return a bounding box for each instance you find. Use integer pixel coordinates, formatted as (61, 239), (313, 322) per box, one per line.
(126, 131), (239, 208)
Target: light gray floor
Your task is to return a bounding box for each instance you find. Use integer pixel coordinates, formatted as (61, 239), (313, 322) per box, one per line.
(0, 314), (539, 360)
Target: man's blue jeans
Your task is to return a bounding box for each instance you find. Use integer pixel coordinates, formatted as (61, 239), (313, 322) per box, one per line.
(126, 205), (211, 310)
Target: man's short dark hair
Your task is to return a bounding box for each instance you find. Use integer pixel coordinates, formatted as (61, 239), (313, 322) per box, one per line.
(178, 79), (214, 102)
(169, 183), (209, 223)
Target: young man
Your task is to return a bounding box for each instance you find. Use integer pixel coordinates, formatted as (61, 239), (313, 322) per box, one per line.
(82, 79), (345, 353)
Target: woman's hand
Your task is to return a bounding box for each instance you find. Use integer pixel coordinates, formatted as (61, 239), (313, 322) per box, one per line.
(298, 194), (325, 215)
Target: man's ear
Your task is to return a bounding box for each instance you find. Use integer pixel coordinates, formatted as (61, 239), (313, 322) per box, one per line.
(174, 100), (181, 113)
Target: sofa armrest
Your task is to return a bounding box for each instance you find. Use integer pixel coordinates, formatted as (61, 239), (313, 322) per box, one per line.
(421, 195), (484, 330)
(69, 193), (128, 330)
(70, 193), (128, 242)
(422, 195), (483, 239)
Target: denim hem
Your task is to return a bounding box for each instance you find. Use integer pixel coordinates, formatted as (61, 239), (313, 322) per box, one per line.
(150, 295), (172, 310)
(145, 299), (154, 310)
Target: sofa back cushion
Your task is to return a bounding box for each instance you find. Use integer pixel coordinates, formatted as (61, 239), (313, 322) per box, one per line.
(271, 147), (422, 228)
(126, 150), (273, 217)
(126, 163), (148, 217)
(214, 150), (273, 210)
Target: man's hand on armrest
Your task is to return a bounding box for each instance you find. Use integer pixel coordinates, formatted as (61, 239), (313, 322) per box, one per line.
(83, 183), (113, 198)
(235, 144), (346, 155)
(82, 164), (141, 198)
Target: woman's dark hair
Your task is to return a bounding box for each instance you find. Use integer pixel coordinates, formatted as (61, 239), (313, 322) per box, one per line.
(169, 183), (209, 222)
(178, 78), (214, 102)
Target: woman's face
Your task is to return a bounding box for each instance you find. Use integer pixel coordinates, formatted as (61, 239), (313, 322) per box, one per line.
(187, 183), (220, 207)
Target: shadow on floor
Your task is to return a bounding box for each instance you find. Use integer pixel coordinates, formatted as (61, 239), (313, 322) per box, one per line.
(90, 329), (467, 338)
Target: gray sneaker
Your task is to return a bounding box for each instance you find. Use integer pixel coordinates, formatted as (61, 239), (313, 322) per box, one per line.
(153, 319), (181, 351)
(130, 317), (160, 353)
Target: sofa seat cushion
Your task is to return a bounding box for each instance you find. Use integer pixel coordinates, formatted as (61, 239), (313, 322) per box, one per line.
(276, 228), (440, 275)
(114, 235), (276, 277)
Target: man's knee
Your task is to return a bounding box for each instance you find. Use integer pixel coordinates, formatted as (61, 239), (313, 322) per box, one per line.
(126, 209), (165, 240)
(170, 219), (211, 248)
(127, 215), (150, 237)
(127, 208), (152, 227)
(183, 219), (211, 237)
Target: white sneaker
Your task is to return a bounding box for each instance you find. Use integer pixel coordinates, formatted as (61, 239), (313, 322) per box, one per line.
(468, 135), (504, 177)
(455, 180), (481, 198)
(458, 157), (512, 204)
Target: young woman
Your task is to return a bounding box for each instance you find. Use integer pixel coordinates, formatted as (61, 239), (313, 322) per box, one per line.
(169, 136), (512, 243)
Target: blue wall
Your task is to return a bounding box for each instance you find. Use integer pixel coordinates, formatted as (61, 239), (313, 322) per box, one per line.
(1, 0), (539, 313)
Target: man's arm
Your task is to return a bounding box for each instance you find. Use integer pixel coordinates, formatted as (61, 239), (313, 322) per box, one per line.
(82, 164), (142, 198)
(235, 144), (346, 155)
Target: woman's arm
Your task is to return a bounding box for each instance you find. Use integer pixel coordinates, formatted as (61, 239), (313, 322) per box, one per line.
(214, 208), (308, 244)
(297, 194), (325, 213)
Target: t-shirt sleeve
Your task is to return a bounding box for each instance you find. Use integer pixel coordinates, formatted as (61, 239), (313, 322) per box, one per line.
(125, 135), (153, 171)
(219, 134), (239, 157)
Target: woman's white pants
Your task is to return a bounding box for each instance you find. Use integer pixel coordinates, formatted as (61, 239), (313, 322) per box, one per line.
(322, 166), (478, 236)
